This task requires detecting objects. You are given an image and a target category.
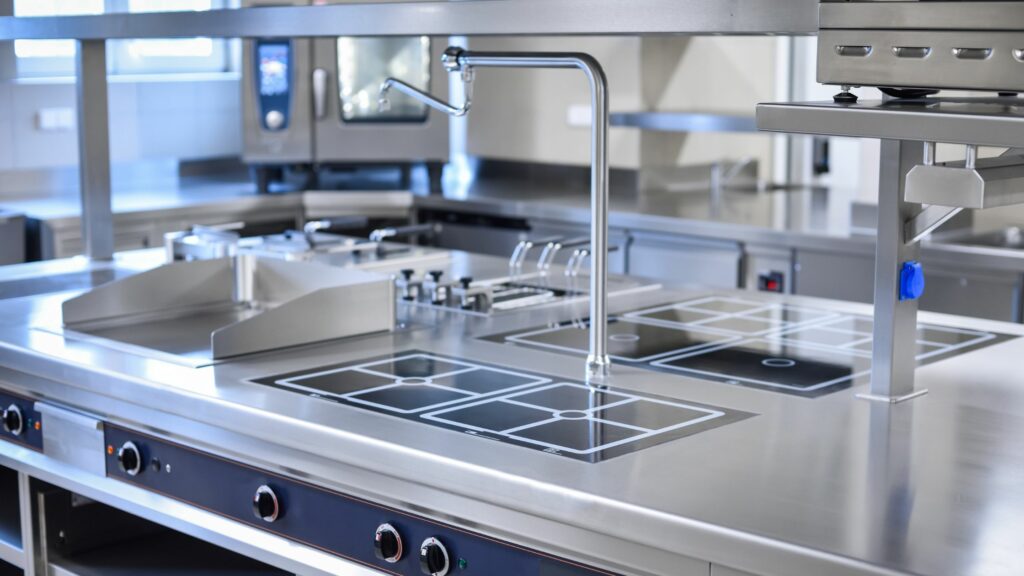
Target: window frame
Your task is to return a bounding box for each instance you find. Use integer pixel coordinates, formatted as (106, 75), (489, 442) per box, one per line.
(13, 0), (234, 78)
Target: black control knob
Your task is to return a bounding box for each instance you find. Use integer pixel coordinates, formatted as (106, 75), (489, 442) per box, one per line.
(2, 404), (23, 436)
(428, 270), (444, 282)
(400, 268), (415, 281)
(117, 441), (142, 476)
(459, 276), (473, 289)
(374, 523), (403, 564)
(419, 537), (450, 576)
(252, 485), (280, 523)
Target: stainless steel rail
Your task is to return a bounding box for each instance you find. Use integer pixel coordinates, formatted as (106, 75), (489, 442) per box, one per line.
(381, 47), (612, 381)
(0, 0), (818, 40)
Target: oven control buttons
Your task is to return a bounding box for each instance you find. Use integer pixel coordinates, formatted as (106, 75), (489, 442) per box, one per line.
(117, 441), (142, 476)
(252, 485), (281, 523)
(374, 523), (403, 563)
(419, 537), (450, 576)
(2, 404), (23, 436)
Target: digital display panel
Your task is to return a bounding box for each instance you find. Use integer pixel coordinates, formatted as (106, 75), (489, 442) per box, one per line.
(258, 42), (290, 97)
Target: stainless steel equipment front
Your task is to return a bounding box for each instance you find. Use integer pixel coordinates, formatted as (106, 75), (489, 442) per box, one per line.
(818, 1), (1024, 93)
(242, 0), (449, 192)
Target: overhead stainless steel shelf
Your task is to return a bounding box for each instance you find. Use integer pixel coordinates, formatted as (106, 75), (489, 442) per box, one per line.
(819, 1), (1024, 31)
(610, 112), (757, 133)
(757, 97), (1024, 148)
(0, 0), (818, 40)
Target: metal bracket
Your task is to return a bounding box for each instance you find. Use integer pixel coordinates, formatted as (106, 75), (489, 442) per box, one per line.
(904, 205), (964, 246)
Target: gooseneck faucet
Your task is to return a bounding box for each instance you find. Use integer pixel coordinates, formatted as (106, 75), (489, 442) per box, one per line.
(380, 47), (611, 381)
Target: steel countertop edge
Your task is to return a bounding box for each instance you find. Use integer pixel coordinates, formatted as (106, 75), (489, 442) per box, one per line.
(0, 257), (1023, 576)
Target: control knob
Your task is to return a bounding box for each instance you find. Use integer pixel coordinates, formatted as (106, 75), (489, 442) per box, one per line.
(117, 441), (143, 476)
(265, 110), (285, 131)
(252, 485), (281, 523)
(2, 404), (23, 436)
(419, 537), (450, 576)
(374, 523), (403, 563)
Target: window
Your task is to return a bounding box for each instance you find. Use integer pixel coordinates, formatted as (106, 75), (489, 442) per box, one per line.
(12, 0), (231, 77)
(13, 0), (105, 76)
(112, 0), (229, 74)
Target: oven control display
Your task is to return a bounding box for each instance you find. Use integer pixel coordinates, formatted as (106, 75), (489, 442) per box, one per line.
(255, 40), (291, 131)
(258, 42), (290, 97)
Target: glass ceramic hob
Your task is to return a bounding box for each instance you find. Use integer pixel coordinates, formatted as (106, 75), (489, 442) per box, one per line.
(253, 351), (753, 463)
(489, 296), (1014, 397)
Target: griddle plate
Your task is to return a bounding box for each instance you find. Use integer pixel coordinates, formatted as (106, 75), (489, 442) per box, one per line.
(253, 352), (752, 463)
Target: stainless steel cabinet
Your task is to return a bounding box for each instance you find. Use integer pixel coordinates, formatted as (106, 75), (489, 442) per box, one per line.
(0, 212), (25, 266)
(793, 248), (874, 304)
(628, 231), (742, 288)
(920, 268), (1023, 323)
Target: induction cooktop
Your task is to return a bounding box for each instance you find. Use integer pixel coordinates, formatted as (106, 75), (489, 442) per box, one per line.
(252, 351), (753, 462)
(488, 296), (1014, 397)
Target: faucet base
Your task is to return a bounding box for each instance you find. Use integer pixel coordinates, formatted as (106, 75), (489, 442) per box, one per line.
(585, 355), (612, 384)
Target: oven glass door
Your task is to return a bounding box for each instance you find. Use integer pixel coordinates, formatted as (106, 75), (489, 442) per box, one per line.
(312, 35), (449, 164)
(337, 36), (431, 123)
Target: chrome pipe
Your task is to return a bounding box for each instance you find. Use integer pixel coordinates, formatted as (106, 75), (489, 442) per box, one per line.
(381, 47), (611, 381)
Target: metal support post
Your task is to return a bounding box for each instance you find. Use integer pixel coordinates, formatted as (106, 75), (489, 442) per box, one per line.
(860, 139), (927, 403)
(75, 39), (115, 260)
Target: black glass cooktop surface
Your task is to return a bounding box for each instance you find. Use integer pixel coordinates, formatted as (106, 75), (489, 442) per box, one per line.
(253, 351), (753, 462)
(505, 318), (736, 362)
(488, 296), (1014, 398)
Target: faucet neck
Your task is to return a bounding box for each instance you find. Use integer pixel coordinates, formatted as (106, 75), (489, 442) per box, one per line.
(380, 48), (611, 381)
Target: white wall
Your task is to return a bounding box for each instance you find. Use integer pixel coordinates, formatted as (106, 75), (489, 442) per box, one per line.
(0, 76), (241, 179)
(463, 36), (782, 179)
(463, 37), (643, 169)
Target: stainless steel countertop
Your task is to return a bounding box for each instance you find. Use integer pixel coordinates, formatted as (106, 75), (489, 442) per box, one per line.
(0, 253), (1022, 576)
(5, 173), (1024, 273)
(415, 180), (1024, 273)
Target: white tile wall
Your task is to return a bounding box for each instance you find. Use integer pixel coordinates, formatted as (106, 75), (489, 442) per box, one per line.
(11, 82), (79, 168)
(0, 76), (241, 173)
(465, 36), (782, 176)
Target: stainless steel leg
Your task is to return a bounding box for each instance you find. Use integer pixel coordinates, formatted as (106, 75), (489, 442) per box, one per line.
(75, 39), (114, 261)
(18, 472), (37, 576)
(861, 139), (926, 402)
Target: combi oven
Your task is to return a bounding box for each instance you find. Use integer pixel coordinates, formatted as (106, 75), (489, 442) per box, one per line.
(241, 0), (449, 192)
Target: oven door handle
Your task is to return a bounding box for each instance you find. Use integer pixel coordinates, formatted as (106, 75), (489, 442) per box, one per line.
(312, 68), (328, 120)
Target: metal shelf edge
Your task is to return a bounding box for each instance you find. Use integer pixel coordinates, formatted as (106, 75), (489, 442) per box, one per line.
(0, 537), (24, 570)
(610, 112), (758, 133)
(756, 99), (1024, 149)
(0, 0), (818, 41)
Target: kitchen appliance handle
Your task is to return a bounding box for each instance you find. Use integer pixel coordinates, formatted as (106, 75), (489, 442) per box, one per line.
(313, 68), (328, 120)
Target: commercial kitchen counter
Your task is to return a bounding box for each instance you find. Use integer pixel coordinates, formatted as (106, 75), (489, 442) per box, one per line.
(415, 177), (1024, 274)
(4, 167), (1023, 272)
(0, 250), (1021, 576)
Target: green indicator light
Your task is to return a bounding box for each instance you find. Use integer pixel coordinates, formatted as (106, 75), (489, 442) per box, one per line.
(458, 557), (468, 570)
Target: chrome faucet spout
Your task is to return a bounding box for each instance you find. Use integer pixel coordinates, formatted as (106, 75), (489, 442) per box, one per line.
(382, 46), (611, 382)
(379, 68), (473, 117)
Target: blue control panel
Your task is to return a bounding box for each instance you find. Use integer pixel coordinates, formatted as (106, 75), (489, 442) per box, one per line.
(0, 388), (43, 451)
(255, 39), (292, 131)
(104, 425), (619, 576)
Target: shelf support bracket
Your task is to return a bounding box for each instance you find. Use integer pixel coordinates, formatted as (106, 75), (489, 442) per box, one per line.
(904, 205), (964, 246)
(75, 39), (114, 260)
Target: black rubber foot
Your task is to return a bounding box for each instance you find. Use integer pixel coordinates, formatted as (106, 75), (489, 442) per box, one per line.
(833, 91), (858, 104)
